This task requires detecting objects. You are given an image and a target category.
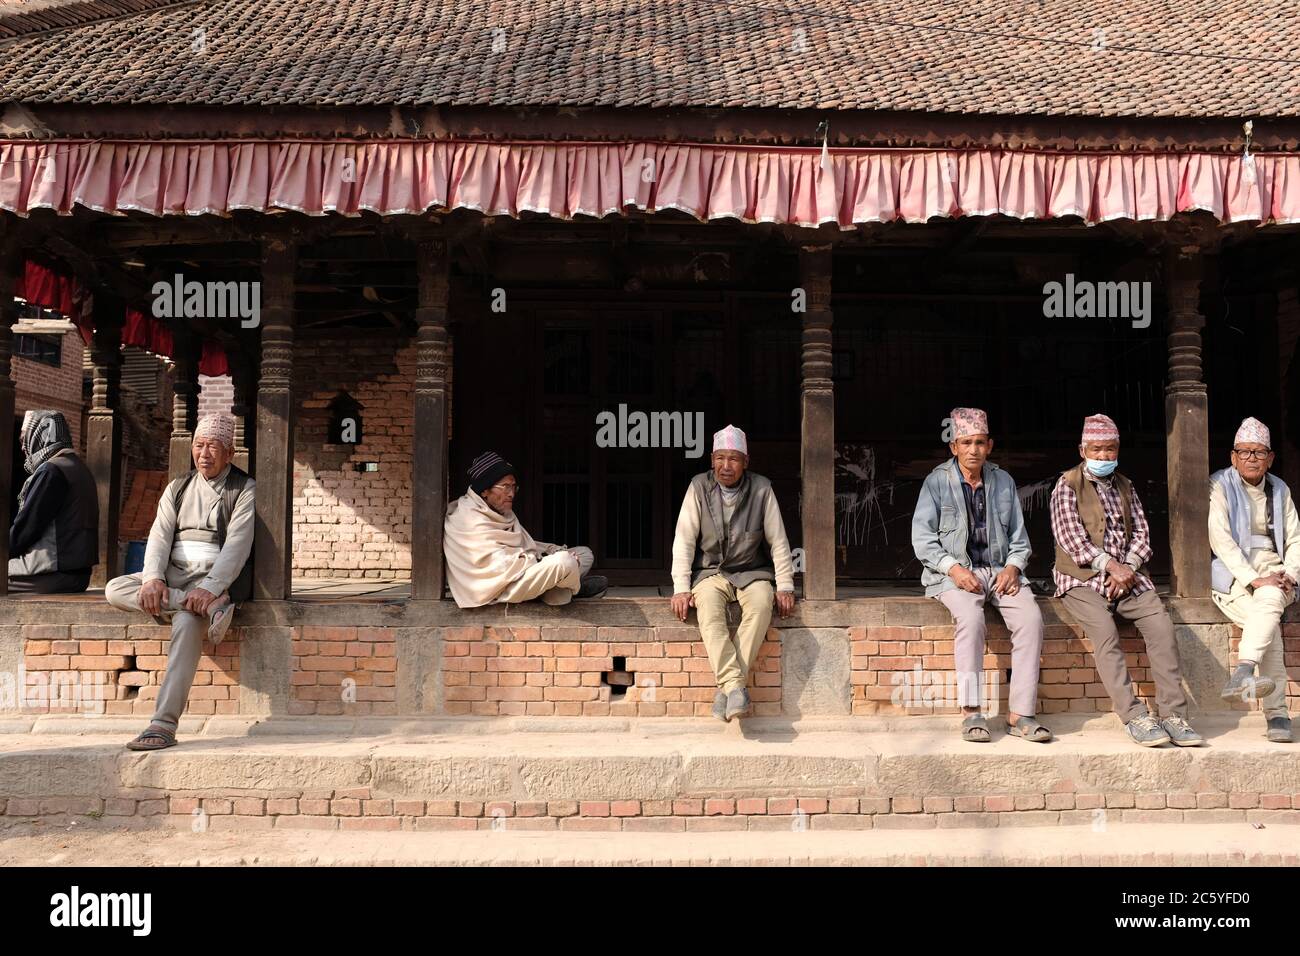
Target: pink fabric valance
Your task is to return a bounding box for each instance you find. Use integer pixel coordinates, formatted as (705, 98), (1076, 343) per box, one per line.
(2, 140), (1296, 227)
(16, 259), (228, 375)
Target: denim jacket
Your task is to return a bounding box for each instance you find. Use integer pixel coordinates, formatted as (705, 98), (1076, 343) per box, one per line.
(911, 458), (1032, 597)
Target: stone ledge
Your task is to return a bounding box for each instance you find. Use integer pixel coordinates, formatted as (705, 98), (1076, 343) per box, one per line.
(0, 594), (1250, 627)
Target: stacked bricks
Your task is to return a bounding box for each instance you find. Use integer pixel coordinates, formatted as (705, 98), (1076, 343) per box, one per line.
(291, 335), (414, 580)
(289, 626), (397, 716)
(19, 623), (239, 717)
(7, 788), (1300, 831)
(442, 625), (782, 717)
(118, 469), (168, 543)
(852, 621), (1175, 716)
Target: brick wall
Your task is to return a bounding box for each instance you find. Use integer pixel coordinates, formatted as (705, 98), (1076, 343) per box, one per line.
(292, 334), (414, 579)
(20, 623), (239, 718)
(198, 374), (234, 419)
(13, 328), (84, 451)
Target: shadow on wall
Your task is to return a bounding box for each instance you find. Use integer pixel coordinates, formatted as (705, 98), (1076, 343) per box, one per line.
(292, 334), (415, 581)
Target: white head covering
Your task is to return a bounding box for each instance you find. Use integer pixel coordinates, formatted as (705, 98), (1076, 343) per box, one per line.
(713, 424), (748, 456)
(194, 413), (236, 450)
(1234, 417), (1271, 448)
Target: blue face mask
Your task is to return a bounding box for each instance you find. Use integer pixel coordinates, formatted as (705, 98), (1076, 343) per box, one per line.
(1085, 458), (1118, 478)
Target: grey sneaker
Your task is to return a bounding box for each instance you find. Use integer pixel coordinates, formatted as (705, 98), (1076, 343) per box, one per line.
(1159, 715), (1204, 747)
(1220, 663), (1276, 703)
(1267, 715), (1294, 743)
(711, 691), (728, 722)
(724, 688), (752, 721)
(1126, 713), (1171, 747)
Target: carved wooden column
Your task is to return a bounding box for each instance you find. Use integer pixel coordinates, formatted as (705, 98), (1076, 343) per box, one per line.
(1275, 279), (1300, 494)
(1165, 241), (1212, 597)
(253, 234), (297, 601)
(410, 238), (450, 600)
(799, 244), (836, 600)
(167, 329), (199, 480)
(0, 226), (20, 597)
(87, 298), (125, 586)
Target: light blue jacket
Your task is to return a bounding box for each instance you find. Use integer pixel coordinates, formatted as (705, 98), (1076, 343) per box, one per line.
(911, 458), (1032, 597)
(1210, 466), (1290, 594)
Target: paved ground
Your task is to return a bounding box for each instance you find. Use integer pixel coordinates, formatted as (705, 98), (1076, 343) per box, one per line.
(1, 821), (1296, 866)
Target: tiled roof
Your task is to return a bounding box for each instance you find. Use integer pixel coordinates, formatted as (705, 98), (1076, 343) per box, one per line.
(1, 0), (1299, 118)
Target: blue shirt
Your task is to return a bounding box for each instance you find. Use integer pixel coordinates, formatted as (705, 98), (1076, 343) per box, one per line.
(960, 478), (991, 568)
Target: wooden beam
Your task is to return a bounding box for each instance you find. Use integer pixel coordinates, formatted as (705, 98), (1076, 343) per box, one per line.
(252, 231), (298, 601)
(410, 236), (450, 601)
(798, 244), (836, 600)
(87, 297), (125, 587)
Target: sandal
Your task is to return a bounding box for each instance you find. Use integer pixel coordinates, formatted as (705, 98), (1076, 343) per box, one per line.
(125, 725), (177, 751)
(960, 713), (991, 743)
(1007, 716), (1053, 742)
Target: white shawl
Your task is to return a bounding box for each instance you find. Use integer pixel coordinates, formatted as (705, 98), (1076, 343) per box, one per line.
(443, 488), (545, 608)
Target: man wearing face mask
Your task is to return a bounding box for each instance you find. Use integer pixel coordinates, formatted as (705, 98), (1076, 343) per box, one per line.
(1050, 413), (1202, 748)
(1208, 417), (1298, 743)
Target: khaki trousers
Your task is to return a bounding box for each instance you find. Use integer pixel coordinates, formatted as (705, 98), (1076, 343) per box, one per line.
(1061, 586), (1187, 721)
(1213, 584), (1292, 716)
(692, 574), (774, 693)
(105, 572), (212, 731)
(496, 546), (593, 606)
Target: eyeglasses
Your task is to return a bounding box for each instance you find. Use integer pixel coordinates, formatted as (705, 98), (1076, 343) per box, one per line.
(491, 483), (521, 495)
(1233, 449), (1272, 461)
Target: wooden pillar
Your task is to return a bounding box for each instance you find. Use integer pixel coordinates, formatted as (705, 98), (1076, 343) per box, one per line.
(253, 234), (297, 601)
(410, 238), (450, 600)
(1164, 244), (1212, 597)
(167, 329), (199, 480)
(1275, 280), (1300, 493)
(799, 244), (836, 600)
(0, 227), (20, 597)
(229, 352), (255, 473)
(87, 298), (125, 587)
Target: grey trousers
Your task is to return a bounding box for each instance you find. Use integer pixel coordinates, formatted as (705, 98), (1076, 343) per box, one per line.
(105, 572), (213, 731)
(936, 567), (1044, 716)
(1061, 586), (1187, 721)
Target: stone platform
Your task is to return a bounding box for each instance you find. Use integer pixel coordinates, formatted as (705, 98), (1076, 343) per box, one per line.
(1, 715), (1297, 833)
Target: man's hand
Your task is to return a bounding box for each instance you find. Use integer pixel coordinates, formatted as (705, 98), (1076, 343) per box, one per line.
(1251, 572), (1291, 594)
(775, 590), (796, 618)
(948, 565), (983, 594)
(1104, 578), (1128, 601)
(671, 592), (695, 622)
(182, 587), (220, 616)
(991, 566), (1020, 596)
(1105, 558), (1138, 592)
(139, 578), (168, 617)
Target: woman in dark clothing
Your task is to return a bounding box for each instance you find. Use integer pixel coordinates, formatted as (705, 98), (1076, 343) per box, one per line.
(8, 410), (98, 593)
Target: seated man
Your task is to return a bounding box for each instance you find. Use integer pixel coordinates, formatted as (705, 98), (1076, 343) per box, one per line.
(1050, 413), (1202, 748)
(1209, 416), (1298, 743)
(8, 410), (98, 593)
(912, 407), (1049, 743)
(670, 425), (795, 722)
(106, 413), (253, 751)
(443, 451), (606, 608)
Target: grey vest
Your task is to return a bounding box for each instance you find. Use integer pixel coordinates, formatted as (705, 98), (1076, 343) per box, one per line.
(688, 471), (777, 589)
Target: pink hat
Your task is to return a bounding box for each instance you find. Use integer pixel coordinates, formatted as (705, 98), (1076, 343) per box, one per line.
(1081, 414), (1120, 444)
(1234, 417), (1271, 448)
(194, 413), (236, 449)
(950, 407), (989, 439)
(713, 424), (748, 456)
